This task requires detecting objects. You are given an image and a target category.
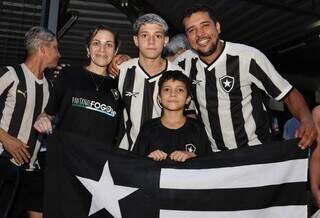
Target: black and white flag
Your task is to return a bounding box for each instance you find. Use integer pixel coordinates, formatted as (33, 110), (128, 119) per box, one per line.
(44, 131), (308, 218)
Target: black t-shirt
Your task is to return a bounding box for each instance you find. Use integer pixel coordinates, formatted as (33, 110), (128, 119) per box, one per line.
(45, 66), (122, 146)
(133, 117), (212, 156)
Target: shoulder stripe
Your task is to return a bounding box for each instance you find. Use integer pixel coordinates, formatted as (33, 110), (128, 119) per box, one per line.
(0, 66), (10, 78)
(249, 59), (282, 98)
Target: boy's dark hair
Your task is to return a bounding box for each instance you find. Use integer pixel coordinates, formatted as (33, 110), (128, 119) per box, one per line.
(158, 70), (191, 96)
(181, 5), (218, 29)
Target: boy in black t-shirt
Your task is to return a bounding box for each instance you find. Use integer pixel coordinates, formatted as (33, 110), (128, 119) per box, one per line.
(133, 70), (212, 162)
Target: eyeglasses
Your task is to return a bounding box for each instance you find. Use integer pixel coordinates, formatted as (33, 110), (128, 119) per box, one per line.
(90, 40), (115, 48)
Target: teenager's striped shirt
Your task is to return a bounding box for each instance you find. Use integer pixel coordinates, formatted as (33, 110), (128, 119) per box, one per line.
(175, 42), (292, 151)
(118, 58), (184, 151)
(0, 64), (50, 170)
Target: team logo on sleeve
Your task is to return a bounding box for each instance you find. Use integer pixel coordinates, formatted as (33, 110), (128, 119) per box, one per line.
(219, 75), (234, 93)
(185, 144), (196, 153)
(111, 89), (120, 100)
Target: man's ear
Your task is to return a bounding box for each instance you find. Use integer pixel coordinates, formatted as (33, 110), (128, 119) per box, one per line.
(133, 35), (138, 47)
(216, 21), (221, 34)
(39, 44), (45, 55)
(164, 36), (169, 47)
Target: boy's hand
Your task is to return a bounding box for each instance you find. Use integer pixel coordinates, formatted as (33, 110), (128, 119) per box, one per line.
(108, 54), (130, 77)
(170, 151), (196, 162)
(3, 135), (30, 165)
(148, 150), (168, 161)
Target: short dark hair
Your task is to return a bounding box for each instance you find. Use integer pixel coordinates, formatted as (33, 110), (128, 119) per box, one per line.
(181, 5), (218, 29)
(86, 25), (120, 50)
(158, 70), (191, 96)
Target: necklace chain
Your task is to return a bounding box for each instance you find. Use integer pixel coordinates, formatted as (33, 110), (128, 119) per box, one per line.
(89, 73), (106, 92)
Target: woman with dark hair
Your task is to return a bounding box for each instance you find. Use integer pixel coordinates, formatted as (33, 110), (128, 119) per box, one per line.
(33, 25), (123, 217)
(34, 25), (122, 145)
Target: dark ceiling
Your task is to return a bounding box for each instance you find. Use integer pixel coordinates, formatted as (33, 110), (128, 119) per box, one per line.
(0, 0), (319, 92)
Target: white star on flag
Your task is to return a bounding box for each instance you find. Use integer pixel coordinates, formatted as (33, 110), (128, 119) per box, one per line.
(223, 79), (231, 87)
(76, 161), (138, 218)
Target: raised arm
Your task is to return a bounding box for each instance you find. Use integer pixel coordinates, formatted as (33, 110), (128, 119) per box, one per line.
(107, 54), (130, 77)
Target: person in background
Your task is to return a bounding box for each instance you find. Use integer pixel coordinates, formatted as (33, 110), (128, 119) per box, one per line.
(283, 117), (300, 140)
(0, 26), (60, 218)
(163, 33), (190, 62)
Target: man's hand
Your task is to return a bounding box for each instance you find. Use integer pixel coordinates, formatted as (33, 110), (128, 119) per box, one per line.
(148, 149), (168, 161)
(34, 112), (53, 134)
(169, 151), (196, 162)
(283, 89), (318, 149)
(3, 135), (30, 166)
(107, 54), (130, 77)
(295, 119), (317, 149)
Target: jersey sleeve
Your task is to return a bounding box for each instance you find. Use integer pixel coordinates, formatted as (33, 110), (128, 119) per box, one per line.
(248, 49), (292, 101)
(0, 67), (14, 96)
(44, 68), (68, 116)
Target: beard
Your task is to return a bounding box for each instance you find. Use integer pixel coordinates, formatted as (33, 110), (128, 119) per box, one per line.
(196, 38), (219, 57)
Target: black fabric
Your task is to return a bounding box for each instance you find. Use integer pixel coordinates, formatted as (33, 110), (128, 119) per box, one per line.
(44, 131), (307, 218)
(0, 158), (43, 217)
(45, 66), (122, 145)
(8, 170), (44, 217)
(0, 157), (20, 218)
(133, 117), (212, 157)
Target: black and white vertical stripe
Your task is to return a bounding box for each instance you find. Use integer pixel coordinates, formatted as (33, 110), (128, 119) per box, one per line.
(118, 58), (184, 150)
(0, 64), (49, 170)
(175, 43), (292, 151)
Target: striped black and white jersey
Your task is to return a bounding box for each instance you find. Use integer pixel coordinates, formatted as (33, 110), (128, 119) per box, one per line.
(175, 42), (292, 151)
(118, 58), (184, 151)
(0, 63), (50, 170)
